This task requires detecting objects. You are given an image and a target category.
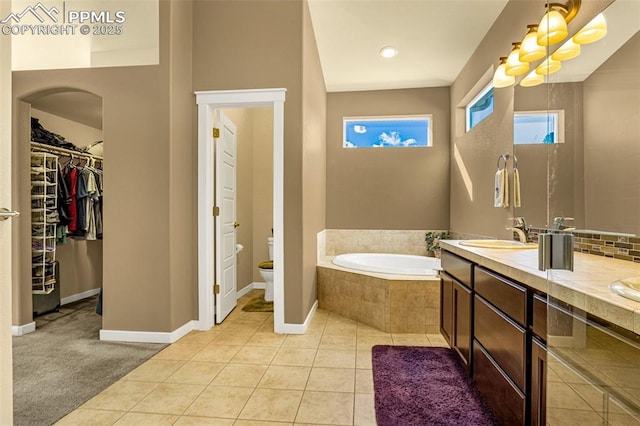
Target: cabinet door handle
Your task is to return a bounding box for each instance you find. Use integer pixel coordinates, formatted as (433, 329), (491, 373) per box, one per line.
(0, 208), (20, 221)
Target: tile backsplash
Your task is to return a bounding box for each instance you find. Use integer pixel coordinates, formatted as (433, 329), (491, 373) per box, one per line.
(528, 227), (640, 264)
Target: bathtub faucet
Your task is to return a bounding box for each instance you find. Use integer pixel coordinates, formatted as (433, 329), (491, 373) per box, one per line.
(507, 217), (529, 243)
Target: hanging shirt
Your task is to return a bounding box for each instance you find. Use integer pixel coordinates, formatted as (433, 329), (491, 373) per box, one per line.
(84, 169), (99, 240)
(75, 169), (88, 237)
(65, 167), (78, 232)
(57, 167), (72, 226)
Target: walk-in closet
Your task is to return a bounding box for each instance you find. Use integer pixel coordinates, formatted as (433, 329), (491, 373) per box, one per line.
(23, 91), (104, 322)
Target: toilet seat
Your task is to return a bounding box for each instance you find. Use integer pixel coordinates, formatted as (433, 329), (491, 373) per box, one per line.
(258, 260), (273, 269)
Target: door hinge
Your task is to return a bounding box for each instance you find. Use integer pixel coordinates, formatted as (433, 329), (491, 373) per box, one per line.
(212, 127), (220, 138)
(214, 284), (220, 295)
(213, 206), (220, 216)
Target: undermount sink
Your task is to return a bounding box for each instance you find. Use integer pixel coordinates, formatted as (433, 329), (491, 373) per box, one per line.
(459, 239), (538, 249)
(610, 277), (640, 303)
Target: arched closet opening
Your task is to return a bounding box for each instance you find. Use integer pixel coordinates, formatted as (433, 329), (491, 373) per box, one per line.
(17, 88), (104, 328)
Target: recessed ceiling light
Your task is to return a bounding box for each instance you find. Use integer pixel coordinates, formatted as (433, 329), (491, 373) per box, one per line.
(379, 46), (398, 59)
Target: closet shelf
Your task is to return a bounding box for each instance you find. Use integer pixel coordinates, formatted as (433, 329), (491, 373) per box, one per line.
(30, 152), (58, 296)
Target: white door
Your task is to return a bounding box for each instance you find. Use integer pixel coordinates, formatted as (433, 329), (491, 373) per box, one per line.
(214, 110), (238, 323)
(0, 8), (14, 422)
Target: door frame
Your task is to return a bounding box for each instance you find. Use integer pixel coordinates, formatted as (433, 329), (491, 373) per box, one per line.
(195, 88), (286, 333)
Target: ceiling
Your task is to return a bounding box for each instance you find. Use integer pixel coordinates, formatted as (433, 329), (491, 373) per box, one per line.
(22, 1), (638, 129)
(307, 0), (510, 92)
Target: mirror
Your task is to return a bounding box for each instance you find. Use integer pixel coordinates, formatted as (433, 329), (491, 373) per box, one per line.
(514, 0), (640, 236)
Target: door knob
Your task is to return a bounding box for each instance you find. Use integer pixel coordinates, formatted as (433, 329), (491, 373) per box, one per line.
(0, 208), (20, 221)
(234, 222), (240, 228)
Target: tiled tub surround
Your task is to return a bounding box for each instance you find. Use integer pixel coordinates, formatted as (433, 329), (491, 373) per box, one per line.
(320, 229), (448, 257)
(317, 259), (440, 334)
(439, 240), (640, 335)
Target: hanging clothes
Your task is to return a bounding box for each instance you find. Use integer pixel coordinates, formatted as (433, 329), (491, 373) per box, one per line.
(65, 166), (78, 233)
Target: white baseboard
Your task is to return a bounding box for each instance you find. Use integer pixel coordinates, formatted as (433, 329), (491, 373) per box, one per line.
(61, 287), (101, 306)
(236, 282), (266, 299)
(100, 320), (197, 344)
(277, 300), (318, 334)
(12, 321), (36, 336)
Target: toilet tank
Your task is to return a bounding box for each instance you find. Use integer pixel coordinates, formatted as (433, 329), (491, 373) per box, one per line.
(268, 237), (274, 260)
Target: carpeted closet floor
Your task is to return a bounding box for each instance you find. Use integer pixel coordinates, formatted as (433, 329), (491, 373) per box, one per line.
(13, 295), (166, 426)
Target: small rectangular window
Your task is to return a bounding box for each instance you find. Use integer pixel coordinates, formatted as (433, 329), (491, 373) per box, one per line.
(466, 83), (494, 132)
(513, 110), (565, 144)
(343, 115), (432, 148)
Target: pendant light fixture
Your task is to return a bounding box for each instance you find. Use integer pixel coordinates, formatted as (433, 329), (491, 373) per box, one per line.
(573, 13), (607, 44)
(520, 71), (545, 87)
(520, 25), (546, 62)
(535, 57), (562, 75)
(505, 42), (530, 76)
(493, 57), (515, 88)
(537, 0), (582, 46)
(551, 38), (581, 61)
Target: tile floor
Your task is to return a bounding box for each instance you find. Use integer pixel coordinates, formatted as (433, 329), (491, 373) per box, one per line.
(55, 290), (448, 426)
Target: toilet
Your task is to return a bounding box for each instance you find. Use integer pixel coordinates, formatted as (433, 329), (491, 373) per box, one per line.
(258, 237), (274, 301)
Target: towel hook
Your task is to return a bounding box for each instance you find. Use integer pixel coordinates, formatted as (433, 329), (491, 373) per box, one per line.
(497, 153), (509, 170)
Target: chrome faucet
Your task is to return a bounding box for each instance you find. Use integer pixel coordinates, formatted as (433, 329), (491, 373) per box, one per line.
(552, 216), (575, 231)
(507, 217), (529, 243)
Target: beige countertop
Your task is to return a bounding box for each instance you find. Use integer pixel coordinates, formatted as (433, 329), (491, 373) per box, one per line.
(439, 240), (640, 336)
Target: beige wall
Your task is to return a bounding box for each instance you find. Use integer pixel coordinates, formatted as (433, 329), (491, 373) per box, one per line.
(449, 0), (611, 239)
(326, 87), (450, 230)
(12, 0), (195, 332)
(0, 0), (13, 418)
(192, 0), (322, 324)
(301, 0), (327, 322)
(168, 0), (195, 330)
(583, 31), (640, 235)
(30, 109), (104, 300)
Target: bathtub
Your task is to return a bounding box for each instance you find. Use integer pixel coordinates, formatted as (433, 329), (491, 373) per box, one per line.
(332, 253), (440, 276)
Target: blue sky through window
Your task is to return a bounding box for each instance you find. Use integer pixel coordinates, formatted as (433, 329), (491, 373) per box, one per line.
(343, 116), (431, 148)
(514, 112), (558, 144)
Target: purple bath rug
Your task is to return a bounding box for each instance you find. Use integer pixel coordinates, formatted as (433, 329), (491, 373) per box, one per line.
(372, 345), (496, 426)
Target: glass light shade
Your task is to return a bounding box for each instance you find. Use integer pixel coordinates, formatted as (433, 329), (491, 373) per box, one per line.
(493, 58), (515, 88)
(520, 71), (545, 87)
(537, 10), (568, 46)
(505, 43), (529, 76)
(520, 25), (546, 62)
(573, 13), (607, 44)
(535, 58), (562, 75)
(551, 39), (581, 61)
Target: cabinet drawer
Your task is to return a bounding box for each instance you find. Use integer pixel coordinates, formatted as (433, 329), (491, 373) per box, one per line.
(532, 294), (547, 340)
(475, 267), (527, 325)
(473, 341), (525, 425)
(441, 250), (473, 289)
(475, 295), (526, 391)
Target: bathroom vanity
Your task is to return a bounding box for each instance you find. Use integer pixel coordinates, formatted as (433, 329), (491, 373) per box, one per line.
(439, 241), (640, 425)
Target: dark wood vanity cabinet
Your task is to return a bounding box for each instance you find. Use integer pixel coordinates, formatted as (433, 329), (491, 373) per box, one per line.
(473, 267), (528, 424)
(530, 294), (548, 426)
(440, 251), (473, 373)
(440, 250), (549, 426)
(530, 337), (547, 426)
(440, 271), (472, 372)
